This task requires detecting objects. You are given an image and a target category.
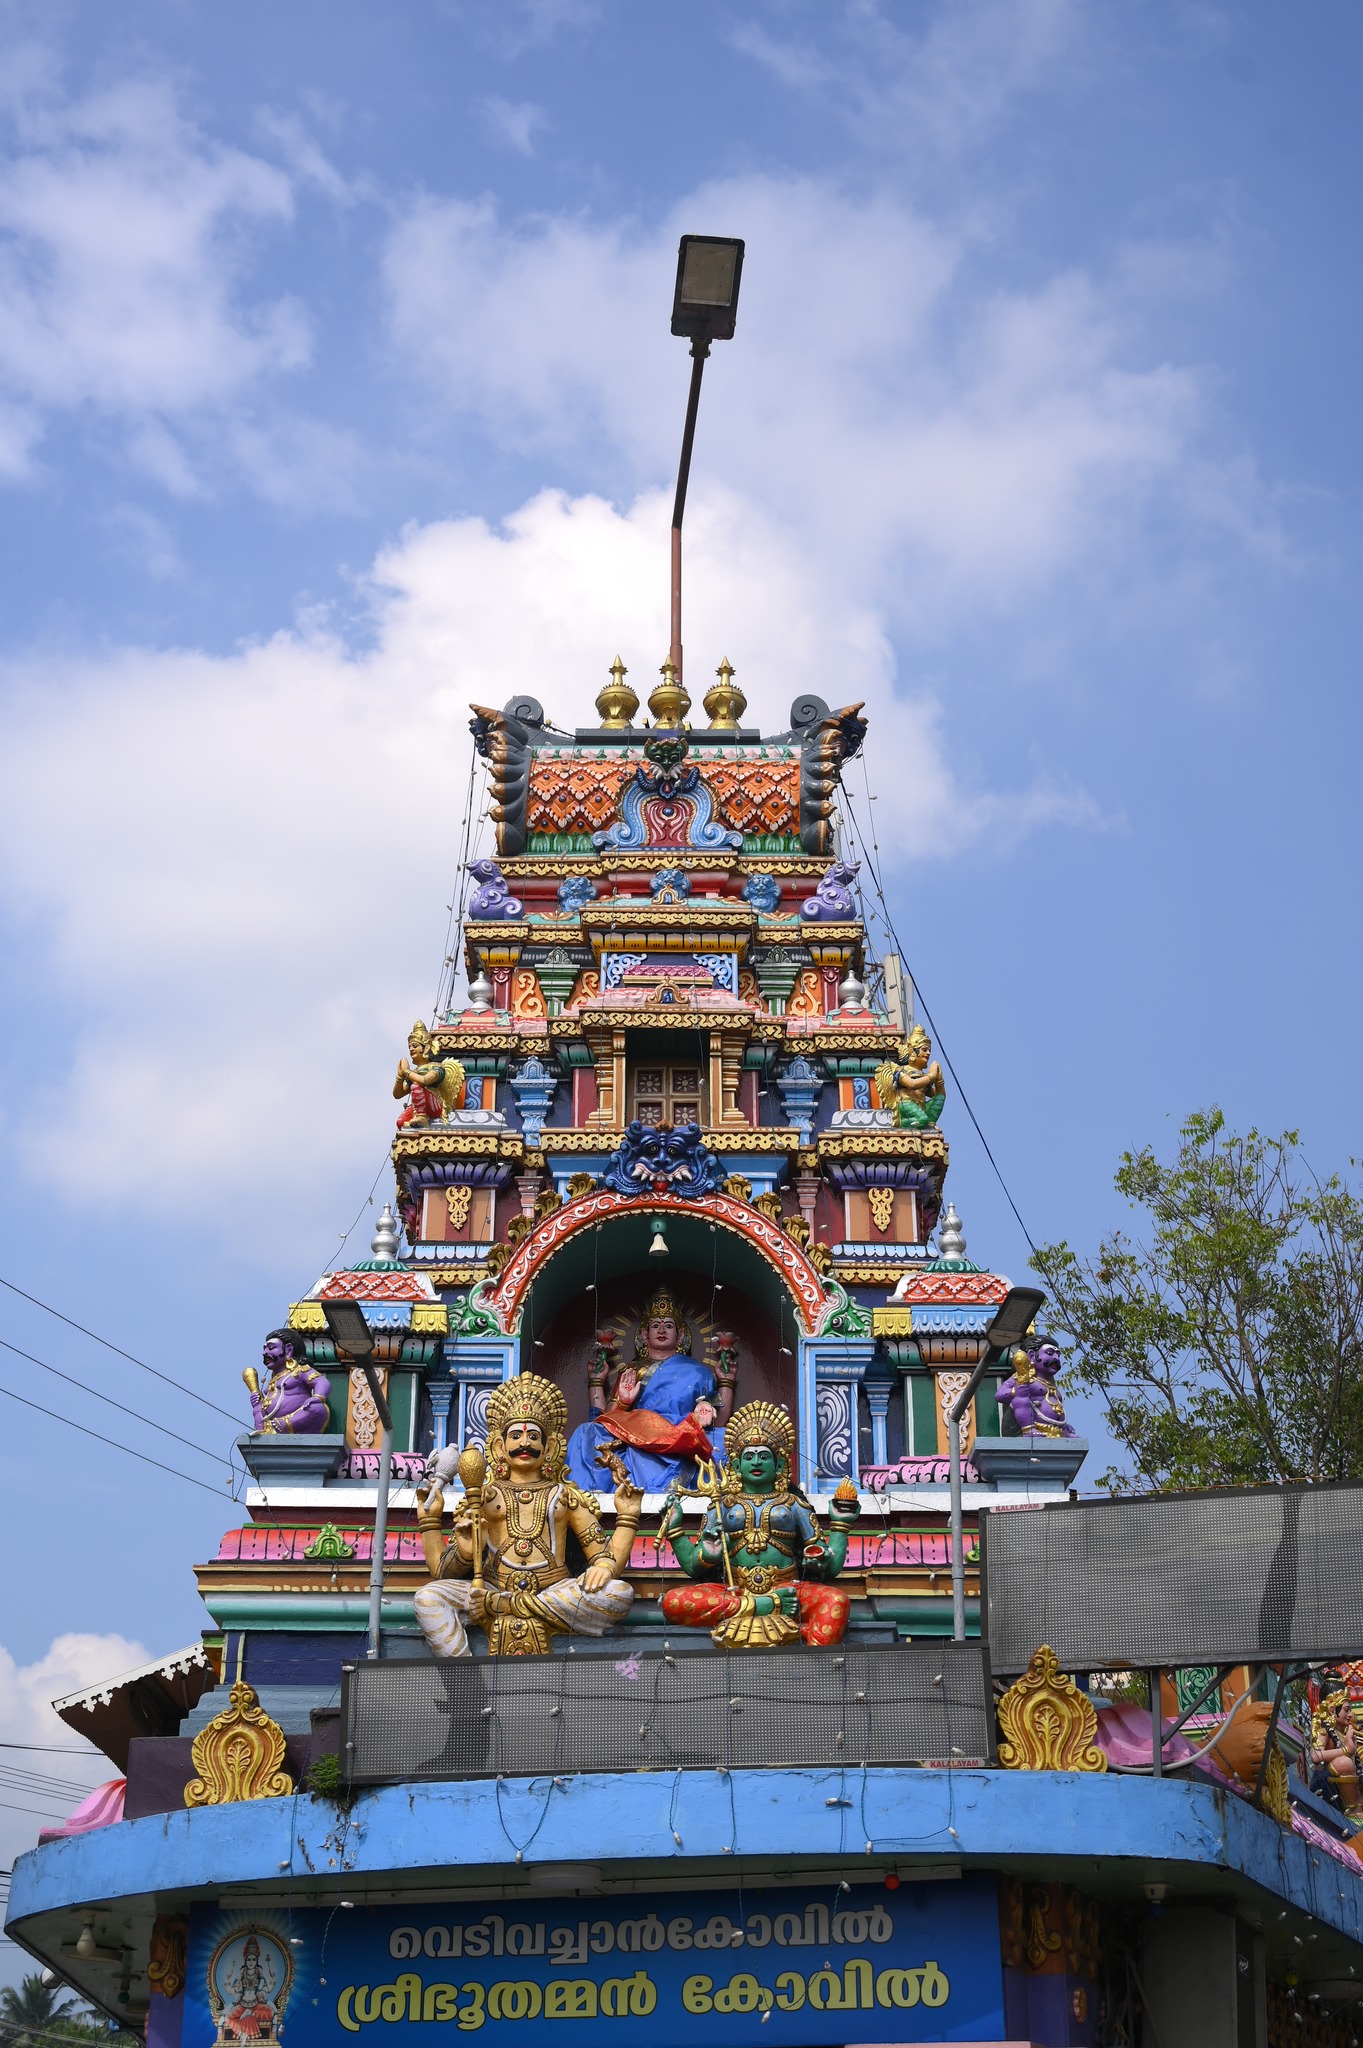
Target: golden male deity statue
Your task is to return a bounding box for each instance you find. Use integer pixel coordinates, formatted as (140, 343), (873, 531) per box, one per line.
(413, 1373), (642, 1658)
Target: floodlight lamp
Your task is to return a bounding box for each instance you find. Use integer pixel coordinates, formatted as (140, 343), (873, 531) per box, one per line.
(322, 1297), (375, 1359)
(983, 1286), (1047, 1358)
(671, 234), (745, 344)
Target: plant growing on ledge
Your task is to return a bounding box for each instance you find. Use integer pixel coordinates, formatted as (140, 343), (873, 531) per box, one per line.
(1032, 1108), (1363, 1492)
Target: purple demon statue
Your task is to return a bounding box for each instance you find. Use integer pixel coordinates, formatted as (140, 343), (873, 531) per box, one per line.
(997, 1339), (1075, 1439)
(243, 1330), (332, 1436)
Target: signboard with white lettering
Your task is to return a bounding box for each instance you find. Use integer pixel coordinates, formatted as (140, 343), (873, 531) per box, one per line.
(185, 1882), (1002, 2047)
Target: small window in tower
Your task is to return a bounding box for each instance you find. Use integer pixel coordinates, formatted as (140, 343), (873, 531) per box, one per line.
(630, 1060), (708, 1127)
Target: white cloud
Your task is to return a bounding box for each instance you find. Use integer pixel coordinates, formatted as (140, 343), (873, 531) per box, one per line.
(0, 71), (317, 488)
(481, 97), (548, 157)
(0, 1631), (146, 1878)
(0, 484), (1084, 1258)
(382, 173), (1234, 637)
(730, 0), (1086, 157)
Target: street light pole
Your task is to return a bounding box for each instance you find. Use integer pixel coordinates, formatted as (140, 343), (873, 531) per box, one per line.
(322, 1298), (394, 1662)
(667, 234), (744, 695)
(669, 341), (708, 686)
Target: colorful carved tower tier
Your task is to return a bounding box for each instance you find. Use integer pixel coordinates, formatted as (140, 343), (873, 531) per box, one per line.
(202, 678), (1086, 1676)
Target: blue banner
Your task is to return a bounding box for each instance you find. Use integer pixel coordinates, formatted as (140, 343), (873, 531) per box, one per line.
(185, 1880), (1002, 2048)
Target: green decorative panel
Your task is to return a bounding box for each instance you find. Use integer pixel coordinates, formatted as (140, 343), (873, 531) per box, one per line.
(909, 1374), (940, 1457)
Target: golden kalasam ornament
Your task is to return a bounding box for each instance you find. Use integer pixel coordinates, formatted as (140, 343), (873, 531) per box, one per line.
(648, 657), (690, 728)
(184, 1680), (293, 1807)
(997, 1645), (1106, 1774)
(596, 655), (639, 729)
(703, 657), (746, 731)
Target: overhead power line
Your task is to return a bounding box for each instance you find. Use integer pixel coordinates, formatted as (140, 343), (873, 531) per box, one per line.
(0, 1336), (234, 1471)
(0, 1380), (234, 1501)
(0, 1275), (242, 1426)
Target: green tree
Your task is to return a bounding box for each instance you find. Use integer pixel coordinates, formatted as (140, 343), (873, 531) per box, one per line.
(1032, 1108), (1363, 1492)
(0, 1978), (78, 2048)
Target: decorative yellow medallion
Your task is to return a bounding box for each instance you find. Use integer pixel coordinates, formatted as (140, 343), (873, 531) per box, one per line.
(866, 1186), (896, 1234)
(184, 1680), (293, 1807)
(445, 1184), (474, 1230)
(997, 1646), (1106, 1774)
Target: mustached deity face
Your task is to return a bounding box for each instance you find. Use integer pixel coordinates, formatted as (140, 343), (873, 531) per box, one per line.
(262, 1335), (292, 1372)
(504, 1419), (545, 1466)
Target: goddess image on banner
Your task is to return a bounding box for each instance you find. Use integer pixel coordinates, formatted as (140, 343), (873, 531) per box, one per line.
(203, 1924), (293, 2048)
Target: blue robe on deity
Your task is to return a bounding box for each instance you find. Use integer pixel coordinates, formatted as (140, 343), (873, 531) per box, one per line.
(565, 1349), (727, 1493)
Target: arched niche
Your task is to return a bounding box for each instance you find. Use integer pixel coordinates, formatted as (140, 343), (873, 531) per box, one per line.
(517, 1205), (802, 1438)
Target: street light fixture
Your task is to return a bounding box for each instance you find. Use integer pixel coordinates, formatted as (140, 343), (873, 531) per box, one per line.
(322, 1297), (393, 1663)
(667, 233), (745, 695)
(948, 1285), (1047, 1643)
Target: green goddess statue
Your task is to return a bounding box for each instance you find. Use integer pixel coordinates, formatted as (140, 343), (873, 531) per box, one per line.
(658, 1400), (858, 1648)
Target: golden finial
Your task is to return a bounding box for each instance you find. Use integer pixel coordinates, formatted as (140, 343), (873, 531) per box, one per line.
(703, 656), (746, 731)
(595, 654), (639, 729)
(648, 656), (690, 729)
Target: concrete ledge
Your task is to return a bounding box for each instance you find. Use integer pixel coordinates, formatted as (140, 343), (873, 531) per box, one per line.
(970, 1437), (1088, 1490)
(235, 1433), (348, 1484)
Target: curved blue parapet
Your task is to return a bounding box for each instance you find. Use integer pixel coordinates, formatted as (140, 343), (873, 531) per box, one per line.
(9, 1768), (1363, 1945)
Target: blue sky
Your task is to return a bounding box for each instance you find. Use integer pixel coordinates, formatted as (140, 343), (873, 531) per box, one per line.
(0, 0), (1360, 1880)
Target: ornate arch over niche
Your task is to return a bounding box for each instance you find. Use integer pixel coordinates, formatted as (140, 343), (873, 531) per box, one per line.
(481, 1190), (830, 1337)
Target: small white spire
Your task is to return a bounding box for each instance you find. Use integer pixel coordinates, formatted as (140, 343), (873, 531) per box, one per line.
(371, 1202), (401, 1263)
(938, 1201), (966, 1263)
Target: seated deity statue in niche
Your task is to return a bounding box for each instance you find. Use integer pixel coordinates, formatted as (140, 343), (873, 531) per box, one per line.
(564, 1286), (736, 1493)
(393, 1021), (465, 1129)
(659, 1401), (859, 1648)
(242, 1330), (331, 1435)
(413, 1372), (640, 1658)
(874, 1026), (947, 1129)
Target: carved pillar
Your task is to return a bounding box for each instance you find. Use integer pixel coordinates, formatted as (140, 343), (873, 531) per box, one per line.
(794, 1166), (820, 1230)
(427, 1375), (456, 1454)
(864, 1378), (893, 1467)
(584, 1025), (626, 1129)
(717, 1029), (749, 1125)
(515, 1166), (544, 1218)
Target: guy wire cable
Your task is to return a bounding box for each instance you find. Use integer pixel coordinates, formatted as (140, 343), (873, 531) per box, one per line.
(839, 763), (1036, 1256)
(840, 779), (1169, 1481)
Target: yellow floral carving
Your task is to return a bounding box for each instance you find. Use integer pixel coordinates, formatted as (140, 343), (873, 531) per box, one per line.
(998, 1646), (1106, 1774)
(287, 1301), (327, 1331)
(410, 1303), (449, 1334)
(445, 1185), (474, 1230)
(867, 1186), (896, 1234)
(184, 1680), (293, 1806)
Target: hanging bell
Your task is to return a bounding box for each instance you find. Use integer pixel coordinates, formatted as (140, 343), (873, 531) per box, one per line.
(648, 1218), (669, 1258)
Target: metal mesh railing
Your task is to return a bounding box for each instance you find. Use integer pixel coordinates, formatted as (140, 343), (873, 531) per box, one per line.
(982, 1481), (1363, 1672)
(341, 1641), (994, 1783)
